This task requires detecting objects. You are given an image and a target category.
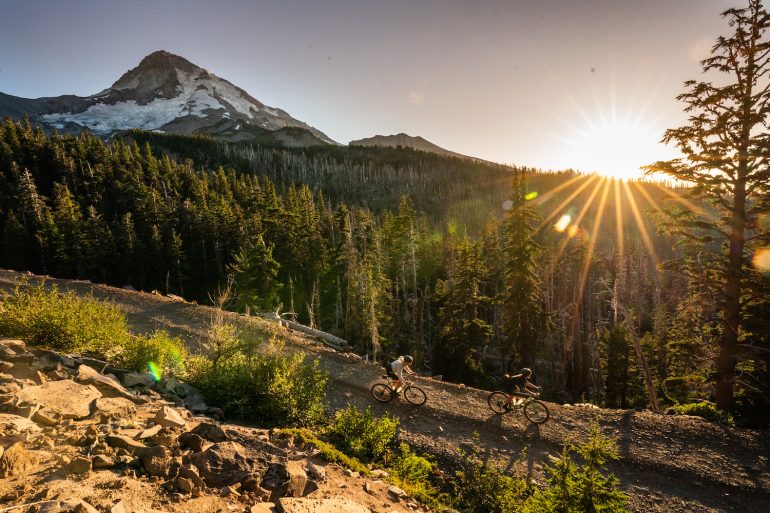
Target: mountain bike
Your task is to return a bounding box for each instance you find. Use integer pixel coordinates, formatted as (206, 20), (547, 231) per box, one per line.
(371, 376), (427, 405)
(487, 390), (550, 424)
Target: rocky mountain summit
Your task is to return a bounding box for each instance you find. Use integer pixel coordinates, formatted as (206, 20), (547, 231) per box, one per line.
(0, 51), (334, 146)
(0, 337), (423, 513)
(349, 134), (468, 159)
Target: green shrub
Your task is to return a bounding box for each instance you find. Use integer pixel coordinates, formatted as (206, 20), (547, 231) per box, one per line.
(0, 282), (131, 355)
(389, 442), (451, 511)
(453, 448), (529, 513)
(670, 401), (733, 424)
(283, 428), (370, 475)
(662, 374), (707, 404)
(327, 404), (399, 463)
(523, 425), (629, 513)
(114, 330), (187, 377)
(187, 340), (328, 427)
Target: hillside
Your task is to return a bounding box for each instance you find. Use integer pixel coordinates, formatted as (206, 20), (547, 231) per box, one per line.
(1, 269), (767, 513)
(349, 134), (469, 160)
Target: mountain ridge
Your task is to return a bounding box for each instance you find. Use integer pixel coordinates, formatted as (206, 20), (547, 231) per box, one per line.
(0, 50), (334, 147)
(349, 132), (470, 159)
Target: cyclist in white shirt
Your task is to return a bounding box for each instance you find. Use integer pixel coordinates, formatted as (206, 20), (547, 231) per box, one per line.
(387, 355), (415, 395)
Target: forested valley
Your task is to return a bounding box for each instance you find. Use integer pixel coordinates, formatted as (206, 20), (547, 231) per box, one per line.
(0, 116), (767, 426)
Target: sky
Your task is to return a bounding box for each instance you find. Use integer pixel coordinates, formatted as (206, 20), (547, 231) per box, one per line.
(0, 0), (734, 178)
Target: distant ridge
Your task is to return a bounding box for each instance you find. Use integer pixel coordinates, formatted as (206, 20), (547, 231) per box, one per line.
(349, 133), (470, 159)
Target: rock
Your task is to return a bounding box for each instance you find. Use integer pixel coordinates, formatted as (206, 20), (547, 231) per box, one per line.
(140, 446), (172, 478)
(66, 457), (92, 475)
(221, 485), (241, 497)
(0, 338), (27, 354)
(145, 431), (177, 448)
(0, 442), (37, 478)
(387, 485), (407, 499)
(137, 424), (163, 439)
(17, 380), (102, 419)
(241, 475), (261, 492)
(103, 366), (133, 382)
(178, 432), (206, 452)
(3, 353), (35, 365)
(249, 504), (277, 513)
(72, 500), (100, 513)
(15, 402), (40, 418)
(151, 405), (186, 429)
(92, 454), (116, 469)
(278, 498), (372, 513)
(75, 357), (108, 373)
(106, 434), (149, 455)
(32, 409), (62, 427)
(303, 479), (320, 496)
(0, 413), (41, 433)
(176, 476), (194, 493)
(93, 397), (137, 422)
(6, 363), (46, 384)
(343, 468), (359, 478)
(110, 501), (127, 513)
(122, 372), (156, 388)
(306, 463), (326, 481)
(183, 394), (209, 413)
(31, 349), (76, 370)
(363, 482), (374, 495)
(178, 463), (206, 490)
(75, 365), (145, 404)
(190, 441), (255, 488)
(35, 501), (64, 513)
(189, 421), (227, 442)
(369, 469), (389, 479)
(261, 461), (308, 502)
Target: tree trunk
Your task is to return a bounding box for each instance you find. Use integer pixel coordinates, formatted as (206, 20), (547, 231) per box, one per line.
(717, 176), (746, 411)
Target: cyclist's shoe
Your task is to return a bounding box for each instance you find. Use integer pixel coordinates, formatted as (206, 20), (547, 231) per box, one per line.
(503, 403), (512, 412)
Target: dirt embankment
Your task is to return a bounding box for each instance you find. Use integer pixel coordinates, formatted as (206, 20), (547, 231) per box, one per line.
(1, 269), (769, 513)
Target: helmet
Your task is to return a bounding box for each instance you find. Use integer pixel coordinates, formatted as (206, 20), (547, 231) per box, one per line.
(404, 355), (414, 364)
(521, 367), (532, 376)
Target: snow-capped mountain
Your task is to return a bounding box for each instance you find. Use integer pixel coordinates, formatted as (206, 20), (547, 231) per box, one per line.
(0, 50), (334, 146)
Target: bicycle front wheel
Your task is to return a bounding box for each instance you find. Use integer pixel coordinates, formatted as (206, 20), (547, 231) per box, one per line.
(403, 385), (427, 405)
(488, 391), (509, 414)
(524, 400), (550, 424)
(371, 383), (394, 403)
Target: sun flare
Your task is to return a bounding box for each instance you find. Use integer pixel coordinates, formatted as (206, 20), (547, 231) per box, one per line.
(564, 120), (664, 180)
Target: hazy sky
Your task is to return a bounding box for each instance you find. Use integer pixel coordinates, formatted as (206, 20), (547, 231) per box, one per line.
(0, 0), (733, 176)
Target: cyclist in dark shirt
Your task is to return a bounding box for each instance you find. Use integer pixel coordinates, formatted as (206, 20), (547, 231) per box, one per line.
(503, 368), (541, 411)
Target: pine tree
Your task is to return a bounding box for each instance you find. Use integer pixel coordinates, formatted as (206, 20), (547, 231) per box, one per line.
(647, 0), (770, 411)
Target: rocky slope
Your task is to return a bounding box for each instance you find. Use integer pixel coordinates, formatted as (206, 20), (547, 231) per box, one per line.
(0, 51), (334, 147)
(1, 270), (769, 513)
(0, 336), (422, 513)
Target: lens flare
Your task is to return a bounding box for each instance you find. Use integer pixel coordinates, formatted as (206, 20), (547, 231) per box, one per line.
(554, 215), (572, 232)
(753, 248), (770, 274)
(148, 361), (162, 382)
(567, 225), (579, 237)
(525, 191), (538, 201)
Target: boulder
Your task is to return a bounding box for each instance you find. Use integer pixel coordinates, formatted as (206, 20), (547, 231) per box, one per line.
(387, 485), (407, 498)
(261, 461), (308, 502)
(0, 442), (37, 478)
(0, 339), (27, 354)
(66, 457), (92, 475)
(189, 422), (227, 442)
(178, 432), (206, 452)
(6, 363), (46, 385)
(0, 413), (42, 433)
(93, 397), (137, 422)
(137, 424), (163, 439)
(72, 500), (100, 513)
(75, 357), (108, 373)
(32, 409), (62, 427)
(105, 434), (149, 455)
(2, 353), (35, 365)
(278, 498), (372, 513)
(190, 441), (255, 488)
(178, 463), (206, 490)
(92, 454), (116, 469)
(151, 405), (186, 429)
(17, 380), (102, 419)
(122, 372), (156, 389)
(140, 446), (172, 477)
(75, 365), (146, 404)
(176, 476), (194, 493)
(31, 349), (76, 370)
(249, 504), (277, 513)
(306, 463), (326, 482)
(183, 394), (209, 413)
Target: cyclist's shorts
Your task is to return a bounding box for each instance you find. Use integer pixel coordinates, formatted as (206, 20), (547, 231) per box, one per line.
(386, 363), (398, 380)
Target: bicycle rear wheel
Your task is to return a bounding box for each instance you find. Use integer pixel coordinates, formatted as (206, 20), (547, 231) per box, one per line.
(524, 400), (550, 424)
(488, 391), (509, 414)
(371, 383), (395, 403)
(403, 385), (427, 405)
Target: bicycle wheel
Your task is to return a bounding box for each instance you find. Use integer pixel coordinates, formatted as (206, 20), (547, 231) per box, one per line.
(403, 385), (427, 405)
(524, 400), (550, 424)
(371, 383), (395, 403)
(488, 391), (509, 414)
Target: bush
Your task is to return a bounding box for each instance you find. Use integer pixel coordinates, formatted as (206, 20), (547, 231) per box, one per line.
(523, 425), (629, 513)
(453, 447), (529, 513)
(670, 401), (733, 424)
(0, 282), (131, 356)
(114, 330), (187, 377)
(283, 428), (370, 475)
(187, 339), (328, 427)
(327, 404), (399, 463)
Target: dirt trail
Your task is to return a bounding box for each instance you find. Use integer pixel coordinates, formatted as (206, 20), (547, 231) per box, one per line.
(1, 270), (768, 513)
